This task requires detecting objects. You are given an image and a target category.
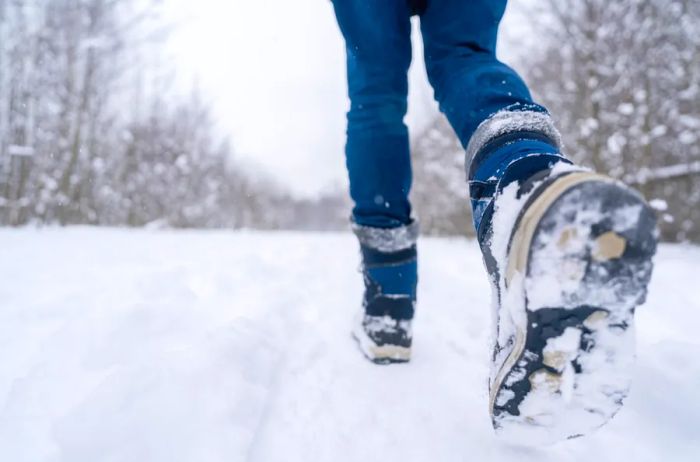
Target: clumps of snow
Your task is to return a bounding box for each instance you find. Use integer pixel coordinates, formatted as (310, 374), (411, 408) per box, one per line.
(498, 318), (635, 447)
(543, 328), (582, 373)
(549, 161), (590, 177)
(362, 314), (412, 337)
(488, 182), (525, 282)
(496, 389), (516, 407)
(524, 182), (645, 311)
(487, 182), (528, 373)
(612, 204), (644, 230)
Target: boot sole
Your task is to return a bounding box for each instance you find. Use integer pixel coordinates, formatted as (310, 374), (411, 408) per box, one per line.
(351, 318), (411, 365)
(490, 172), (657, 444)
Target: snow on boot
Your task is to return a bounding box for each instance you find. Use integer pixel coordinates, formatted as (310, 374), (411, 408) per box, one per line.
(351, 221), (418, 365)
(353, 314), (412, 365)
(468, 111), (658, 444)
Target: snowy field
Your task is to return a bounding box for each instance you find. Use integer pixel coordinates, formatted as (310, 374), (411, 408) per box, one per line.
(1, 228), (699, 462)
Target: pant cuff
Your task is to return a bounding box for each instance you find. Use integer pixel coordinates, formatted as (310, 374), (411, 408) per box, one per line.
(465, 110), (563, 170)
(352, 220), (419, 253)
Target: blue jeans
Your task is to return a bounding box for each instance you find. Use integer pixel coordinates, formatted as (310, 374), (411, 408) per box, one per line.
(331, 0), (553, 229)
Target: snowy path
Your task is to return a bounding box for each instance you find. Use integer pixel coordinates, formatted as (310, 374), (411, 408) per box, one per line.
(0, 228), (698, 461)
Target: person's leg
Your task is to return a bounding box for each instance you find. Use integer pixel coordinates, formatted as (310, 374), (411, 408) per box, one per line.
(420, 0), (569, 236)
(420, 0), (657, 442)
(331, 0), (418, 363)
(332, 0), (414, 229)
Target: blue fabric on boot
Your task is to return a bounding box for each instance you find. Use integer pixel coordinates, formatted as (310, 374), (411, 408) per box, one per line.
(469, 131), (571, 233)
(360, 244), (417, 320)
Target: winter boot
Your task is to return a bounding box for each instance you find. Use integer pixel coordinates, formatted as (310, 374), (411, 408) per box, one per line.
(351, 221), (419, 364)
(468, 111), (658, 444)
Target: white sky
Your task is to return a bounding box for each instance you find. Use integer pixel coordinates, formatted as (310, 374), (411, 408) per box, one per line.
(164, 0), (532, 198)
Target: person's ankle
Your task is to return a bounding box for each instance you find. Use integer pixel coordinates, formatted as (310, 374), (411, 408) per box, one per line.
(352, 220), (419, 321)
(466, 111), (574, 237)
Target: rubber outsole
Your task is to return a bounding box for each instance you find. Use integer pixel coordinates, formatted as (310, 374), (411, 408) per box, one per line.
(490, 173), (657, 444)
(351, 318), (411, 365)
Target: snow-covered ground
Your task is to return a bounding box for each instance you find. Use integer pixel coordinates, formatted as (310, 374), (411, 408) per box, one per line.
(0, 228), (698, 462)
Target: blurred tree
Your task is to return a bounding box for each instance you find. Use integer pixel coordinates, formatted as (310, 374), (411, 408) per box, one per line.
(410, 116), (474, 237)
(0, 0), (344, 231)
(0, 0), (36, 225)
